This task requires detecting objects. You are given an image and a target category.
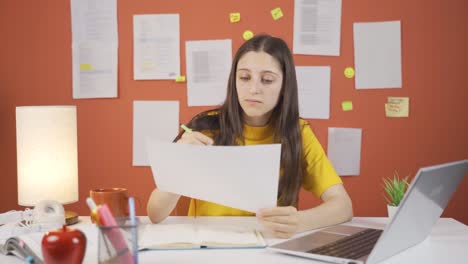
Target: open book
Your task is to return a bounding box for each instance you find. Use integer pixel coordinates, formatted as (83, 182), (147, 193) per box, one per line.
(0, 232), (44, 263)
(139, 223), (266, 250)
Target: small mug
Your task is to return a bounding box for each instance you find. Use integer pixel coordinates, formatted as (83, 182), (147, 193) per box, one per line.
(90, 188), (129, 223)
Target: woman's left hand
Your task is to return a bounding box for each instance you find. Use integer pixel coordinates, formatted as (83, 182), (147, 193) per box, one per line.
(256, 206), (300, 238)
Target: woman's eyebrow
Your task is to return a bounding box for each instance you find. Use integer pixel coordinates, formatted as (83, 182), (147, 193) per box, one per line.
(261, 70), (280, 77)
(237, 68), (280, 76)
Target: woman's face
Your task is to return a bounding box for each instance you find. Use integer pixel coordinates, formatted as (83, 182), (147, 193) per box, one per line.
(236, 51), (283, 126)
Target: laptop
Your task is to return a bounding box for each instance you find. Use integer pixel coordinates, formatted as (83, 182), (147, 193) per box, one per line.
(269, 159), (468, 264)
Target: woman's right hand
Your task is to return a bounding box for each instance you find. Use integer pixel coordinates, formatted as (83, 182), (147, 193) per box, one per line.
(177, 131), (214, 145)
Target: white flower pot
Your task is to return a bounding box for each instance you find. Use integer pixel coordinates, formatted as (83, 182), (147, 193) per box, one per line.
(387, 204), (398, 219)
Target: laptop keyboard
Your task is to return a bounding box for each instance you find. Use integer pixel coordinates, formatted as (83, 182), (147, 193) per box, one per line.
(307, 228), (383, 260)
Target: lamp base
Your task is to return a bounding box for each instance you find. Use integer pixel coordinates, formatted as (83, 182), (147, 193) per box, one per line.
(65, 210), (79, 225)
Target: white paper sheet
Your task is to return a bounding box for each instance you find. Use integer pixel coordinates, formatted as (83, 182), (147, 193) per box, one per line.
(70, 0), (118, 42)
(293, 0), (342, 56)
(71, 43), (118, 99)
(327, 128), (362, 176)
(133, 101), (179, 166)
(296, 66), (331, 119)
(146, 140), (281, 213)
(70, 0), (118, 99)
(353, 21), (402, 89)
(133, 14), (180, 80)
(186, 39), (232, 106)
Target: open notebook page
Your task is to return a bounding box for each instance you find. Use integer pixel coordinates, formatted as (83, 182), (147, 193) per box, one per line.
(197, 224), (263, 246)
(138, 223), (265, 249)
(139, 224), (198, 249)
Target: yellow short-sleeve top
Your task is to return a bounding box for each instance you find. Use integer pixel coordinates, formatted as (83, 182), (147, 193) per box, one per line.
(187, 119), (342, 216)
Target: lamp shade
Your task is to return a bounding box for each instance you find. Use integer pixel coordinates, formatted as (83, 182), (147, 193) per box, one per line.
(16, 106), (78, 206)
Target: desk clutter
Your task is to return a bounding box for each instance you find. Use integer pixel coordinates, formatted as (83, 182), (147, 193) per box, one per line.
(0, 196), (139, 264)
(0, 218), (99, 264)
(0, 200), (66, 241)
(0, 197), (267, 263)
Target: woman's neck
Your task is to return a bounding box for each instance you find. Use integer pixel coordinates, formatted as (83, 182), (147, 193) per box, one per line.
(242, 112), (272, 127)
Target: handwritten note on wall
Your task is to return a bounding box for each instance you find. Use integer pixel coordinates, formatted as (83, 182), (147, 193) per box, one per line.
(385, 97), (409, 117)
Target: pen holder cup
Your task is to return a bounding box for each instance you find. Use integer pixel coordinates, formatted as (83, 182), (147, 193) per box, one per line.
(98, 218), (140, 264)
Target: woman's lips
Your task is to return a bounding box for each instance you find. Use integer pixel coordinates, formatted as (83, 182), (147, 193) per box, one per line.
(245, 99), (262, 104)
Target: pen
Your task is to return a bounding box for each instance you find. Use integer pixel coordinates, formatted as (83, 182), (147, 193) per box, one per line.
(86, 197), (101, 225)
(128, 197), (138, 264)
(180, 124), (192, 133)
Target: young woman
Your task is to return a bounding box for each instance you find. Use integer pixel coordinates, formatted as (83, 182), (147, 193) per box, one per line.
(147, 34), (353, 238)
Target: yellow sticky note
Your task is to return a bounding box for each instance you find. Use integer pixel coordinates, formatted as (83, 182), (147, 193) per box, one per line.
(243, 30), (254, 41)
(80, 64), (92, 71)
(388, 97), (409, 105)
(230, 12), (240, 23)
(175, 76), (186, 82)
(342, 101), (353, 111)
(271, 7), (284, 20)
(385, 103), (401, 117)
(344, 67), (355, 78)
(385, 97), (409, 117)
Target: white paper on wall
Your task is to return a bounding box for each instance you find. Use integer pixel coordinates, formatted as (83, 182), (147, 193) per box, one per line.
(133, 14), (180, 80)
(293, 0), (342, 56)
(353, 21), (402, 89)
(327, 127), (362, 176)
(296, 66), (331, 119)
(133, 101), (179, 166)
(186, 39), (232, 106)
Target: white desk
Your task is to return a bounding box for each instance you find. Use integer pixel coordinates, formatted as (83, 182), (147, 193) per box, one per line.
(1, 217), (467, 263)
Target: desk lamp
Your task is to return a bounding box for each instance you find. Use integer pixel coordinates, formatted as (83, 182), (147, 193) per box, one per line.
(16, 105), (79, 225)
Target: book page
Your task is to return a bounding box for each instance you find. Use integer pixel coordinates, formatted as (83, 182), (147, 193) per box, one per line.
(139, 224), (199, 249)
(138, 223), (265, 249)
(16, 232), (43, 260)
(0, 233), (43, 261)
(197, 224), (264, 247)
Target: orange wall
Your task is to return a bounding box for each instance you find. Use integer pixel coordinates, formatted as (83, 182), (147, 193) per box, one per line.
(1, 0), (467, 223)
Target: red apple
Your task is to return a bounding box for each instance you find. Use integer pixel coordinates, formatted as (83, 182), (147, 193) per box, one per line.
(41, 225), (86, 264)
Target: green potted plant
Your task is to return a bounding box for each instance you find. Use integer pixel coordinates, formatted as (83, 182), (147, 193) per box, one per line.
(383, 171), (410, 218)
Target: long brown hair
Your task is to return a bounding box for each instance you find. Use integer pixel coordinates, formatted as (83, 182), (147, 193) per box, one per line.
(175, 34), (303, 207)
